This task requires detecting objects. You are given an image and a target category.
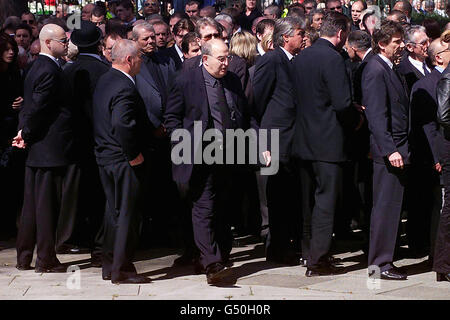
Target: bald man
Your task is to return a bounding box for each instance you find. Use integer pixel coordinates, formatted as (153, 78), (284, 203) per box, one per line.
(93, 39), (153, 284)
(13, 24), (79, 273)
(165, 39), (249, 285)
(82, 3), (95, 21)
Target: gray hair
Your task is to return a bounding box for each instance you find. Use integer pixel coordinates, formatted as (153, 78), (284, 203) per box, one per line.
(404, 25), (427, 44)
(273, 17), (306, 48)
(215, 14), (233, 25)
(132, 22), (155, 40)
(111, 39), (139, 63)
(201, 40), (213, 56)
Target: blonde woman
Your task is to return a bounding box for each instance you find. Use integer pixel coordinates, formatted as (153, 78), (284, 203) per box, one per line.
(260, 31), (274, 52)
(229, 30), (258, 67)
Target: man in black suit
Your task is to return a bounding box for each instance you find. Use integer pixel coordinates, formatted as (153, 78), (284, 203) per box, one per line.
(62, 21), (111, 265)
(362, 20), (409, 280)
(164, 39), (249, 284)
(92, 39), (153, 284)
(13, 24), (78, 273)
(409, 38), (450, 262)
(253, 17), (306, 266)
(182, 17), (248, 90)
(290, 12), (362, 277)
(397, 25), (431, 93)
(164, 18), (195, 71)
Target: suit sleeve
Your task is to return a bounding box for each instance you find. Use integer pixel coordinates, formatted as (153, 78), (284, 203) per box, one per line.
(252, 54), (276, 122)
(21, 71), (59, 143)
(362, 65), (398, 158)
(437, 73), (450, 129)
(163, 75), (185, 135)
(323, 53), (360, 129)
(110, 88), (141, 162)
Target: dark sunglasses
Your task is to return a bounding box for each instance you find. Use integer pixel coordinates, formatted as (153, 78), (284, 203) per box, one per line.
(144, 2), (158, 6)
(329, 5), (342, 10)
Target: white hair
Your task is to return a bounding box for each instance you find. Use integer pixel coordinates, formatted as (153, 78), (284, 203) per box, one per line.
(111, 39), (139, 64)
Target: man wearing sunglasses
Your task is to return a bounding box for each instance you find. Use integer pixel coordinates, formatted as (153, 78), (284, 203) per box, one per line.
(21, 12), (39, 39)
(326, 0), (343, 13)
(143, 0), (161, 18)
(409, 38), (450, 265)
(14, 24), (77, 274)
(165, 38), (249, 285)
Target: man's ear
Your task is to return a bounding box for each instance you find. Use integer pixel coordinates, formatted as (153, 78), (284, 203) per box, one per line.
(378, 40), (387, 52)
(202, 54), (208, 66)
(282, 33), (289, 43)
(405, 43), (414, 53)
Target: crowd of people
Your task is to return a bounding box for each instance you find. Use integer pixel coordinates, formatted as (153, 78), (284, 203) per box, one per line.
(0, 0), (449, 285)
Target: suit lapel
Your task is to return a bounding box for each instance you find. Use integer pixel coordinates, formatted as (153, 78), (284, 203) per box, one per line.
(138, 59), (160, 92)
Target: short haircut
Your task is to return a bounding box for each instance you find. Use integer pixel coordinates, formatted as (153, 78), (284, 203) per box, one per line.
(319, 11), (350, 38)
(170, 12), (189, 21)
(404, 25), (426, 45)
(92, 5), (106, 17)
(2, 16), (21, 32)
(173, 18), (195, 36)
(394, 0), (413, 16)
(326, 0), (341, 6)
(186, 1), (200, 8)
(265, 5), (282, 19)
(273, 16), (306, 48)
(21, 11), (36, 21)
(201, 38), (213, 56)
(15, 23), (32, 37)
(151, 20), (169, 30)
(352, 0), (368, 10)
(372, 20), (404, 54)
(106, 17), (127, 37)
(194, 17), (223, 38)
(221, 7), (241, 20)
(422, 19), (441, 40)
(181, 32), (198, 53)
(303, 0), (317, 8)
(361, 8), (380, 30)
(215, 13), (233, 26)
(347, 30), (372, 51)
(307, 8), (325, 27)
(255, 19), (275, 36)
(200, 6), (216, 18)
(104, 32), (123, 45)
(287, 4), (306, 18)
(132, 22), (154, 40)
(111, 39), (138, 63)
(118, 0), (134, 10)
(387, 9), (407, 23)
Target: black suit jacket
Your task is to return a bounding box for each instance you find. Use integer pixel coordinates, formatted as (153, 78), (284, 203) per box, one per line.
(162, 45), (183, 71)
(63, 55), (110, 157)
(437, 65), (450, 140)
(362, 54), (410, 164)
(164, 66), (249, 184)
(410, 68), (443, 165)
(182, 54), (248, 90)
(253, 47), (296, 163)
(290, 38), (360, 162)
(19, 55), (75, 167)
(397, 54), (425, 94)
(93, 68), (154, 166)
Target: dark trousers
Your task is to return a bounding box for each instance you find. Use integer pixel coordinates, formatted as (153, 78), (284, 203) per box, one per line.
(368, 161), (406, 272)
(299, 160), (343, 268)
(98, 161), (144, 281)
(189, 165), (232, 269)
(16, 164), (80, 268)
(433, 138), (450, 274)
(265, 163), (301, 258)
(255, 171), (269, 234)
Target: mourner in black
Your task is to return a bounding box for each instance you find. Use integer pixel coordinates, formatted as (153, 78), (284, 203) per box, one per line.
(14, 24), (79, 273)
(362, 20), (410, 280)
(92, 39), (154, 284)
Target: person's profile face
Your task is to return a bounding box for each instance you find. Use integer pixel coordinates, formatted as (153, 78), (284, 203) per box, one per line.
(2, 44), (15, 64)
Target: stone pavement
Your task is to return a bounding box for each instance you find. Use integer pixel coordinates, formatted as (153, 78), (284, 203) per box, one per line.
(0, 237), (448, 300)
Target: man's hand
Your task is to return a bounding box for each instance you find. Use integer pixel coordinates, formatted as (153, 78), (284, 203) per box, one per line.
(388, 151), (404, 169)
(129, 153), (144, 166)
(434, 162), (442, 173)
(12, 97), (23, 110)
(12, 130), (26, 149)
(262, 151), (271, 166)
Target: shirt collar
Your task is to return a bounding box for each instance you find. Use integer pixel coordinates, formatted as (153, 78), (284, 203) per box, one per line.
(79, 53), (102, 61)
(408, 55), (430, 76)
(39, 53), (61, 67)
(174, 44), (184, 62)
(114, 67), (135, 85)
(435, 66), (445, 73)
(202, 65), (218, 86)
(280, 46), (294, 61)
(378, 53), (393, 69)
(363, 47), (372, 61)
(257, 43), (265, 56)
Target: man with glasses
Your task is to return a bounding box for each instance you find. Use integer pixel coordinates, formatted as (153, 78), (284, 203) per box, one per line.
(13, 24), (77, 274)
(21, 12), (39, 39)
(165, 38), (248, 285)
(90, 5), (107, 27)
(303, 0), (317, 15)
(326, 0), (343, 13)
(143, 0), (161, 18)
(166, 18), (195, 70)
(409, 38), (450, 264)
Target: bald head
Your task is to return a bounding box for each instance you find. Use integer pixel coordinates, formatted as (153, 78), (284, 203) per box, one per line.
(112, 39), (139, 63)
(428, 38), (450, 67)
(39, 24), (67, 58)
(202, 38), (229, 78)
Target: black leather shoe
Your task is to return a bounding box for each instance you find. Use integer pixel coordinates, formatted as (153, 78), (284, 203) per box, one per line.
(377, 268), (407, 280)
(35, 264), (67, 273)
(305, 265), (346, 277)
(16, 264), (33, 271)
(206, 262), (231, 284)
(112, 275), (151, 284)
(436, 273), (450, 282)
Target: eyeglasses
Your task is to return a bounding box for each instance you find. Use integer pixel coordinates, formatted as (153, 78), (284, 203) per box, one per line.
(51, 38), (69, 44)
(201, 32), (221, 41)
(410, 39), (430, 47)
(305, 6), (314, 10)
(329, 5), (342, 11)
(208, 55), (232, 64)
